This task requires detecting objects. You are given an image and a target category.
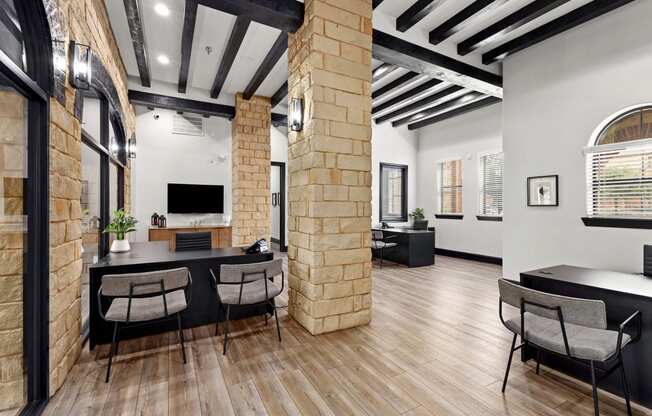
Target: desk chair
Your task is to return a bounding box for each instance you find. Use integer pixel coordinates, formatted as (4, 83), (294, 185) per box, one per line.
(498, 279), (641, 416)
(98, 267), (192, 382)
(175, 231), (211, 251)
(371, 230), (398, 268)
(210, 259), (284, 354)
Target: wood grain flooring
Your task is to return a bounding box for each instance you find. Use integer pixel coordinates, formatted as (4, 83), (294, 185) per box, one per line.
(42, 255), (652, 416)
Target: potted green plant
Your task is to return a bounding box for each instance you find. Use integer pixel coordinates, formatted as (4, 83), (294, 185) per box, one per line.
(409, 208), (428, 230)
(103, 209), (138, 252)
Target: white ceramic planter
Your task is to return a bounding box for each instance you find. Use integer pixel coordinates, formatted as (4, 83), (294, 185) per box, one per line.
(110, 239), (130, 253)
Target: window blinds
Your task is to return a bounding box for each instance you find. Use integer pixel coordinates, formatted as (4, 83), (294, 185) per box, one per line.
(439, 160), (462, 214)
(586, 144), (652, 218)
(480, 152), (504, 216)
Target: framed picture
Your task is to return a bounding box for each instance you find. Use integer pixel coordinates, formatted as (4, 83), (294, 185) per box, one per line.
(527, 175), (559, 207)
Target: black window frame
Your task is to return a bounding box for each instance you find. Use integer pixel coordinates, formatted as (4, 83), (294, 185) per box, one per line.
(379, 162), (408, 223)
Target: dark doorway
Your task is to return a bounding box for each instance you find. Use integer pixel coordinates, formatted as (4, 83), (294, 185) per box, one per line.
(270, 161), (286, 252)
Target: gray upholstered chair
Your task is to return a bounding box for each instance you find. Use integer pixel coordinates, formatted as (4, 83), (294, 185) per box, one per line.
(98, 267), (192, 382)
(175, 231), (211, 251)
(209, 259), (284, 354)
(371, 229), (398, 268)
(498, 278), (641, 416)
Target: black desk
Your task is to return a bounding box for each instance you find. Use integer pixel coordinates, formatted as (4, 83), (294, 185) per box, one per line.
(89, 242), (273, 349)
(521, 265), (652, 408)
(372, 227), (434, 267)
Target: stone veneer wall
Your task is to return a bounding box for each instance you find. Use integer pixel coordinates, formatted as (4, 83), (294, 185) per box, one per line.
(286, 0), (373, 335)
(231, 94), (271, 247)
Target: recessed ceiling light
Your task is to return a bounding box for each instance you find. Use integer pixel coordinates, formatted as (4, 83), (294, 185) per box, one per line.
(157, 55), (170, 65)
(154, 3), (170, 16)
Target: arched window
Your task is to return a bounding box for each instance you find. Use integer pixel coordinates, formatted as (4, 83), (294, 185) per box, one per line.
(585, 106), (652, 225)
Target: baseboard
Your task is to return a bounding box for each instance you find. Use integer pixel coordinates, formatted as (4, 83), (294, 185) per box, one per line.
(435, 248), (502, 265)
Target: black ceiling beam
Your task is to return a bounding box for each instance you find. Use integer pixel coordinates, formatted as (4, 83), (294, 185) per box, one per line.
(128, 90), (287, 125)
(271, 81), (288, 108)
(243, 31), (288, 100)
(372, 79), (443, 115)
(372, 71), (420, 99)
(429, 0), (507, 45)
(372, 63), (398, 83)
(375, 85), (464, 124)
(408, 96), (501, 130)
(396, 0), (450, 32)
(123, 0), (151, 87)
(210, 16), (250, 99)
(393, 91), (485, 127)
(458, 0), (570, 56)
(197, 0), (304, 33)
(373, 0), (385, 9)
(482, 0), (635, 64)
(372, 30), (503, 96)
(178, 0), (198, 93)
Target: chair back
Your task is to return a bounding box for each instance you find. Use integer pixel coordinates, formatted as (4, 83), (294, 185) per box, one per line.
(498, 279), (607, 329)
(372, 230), (383, 240)
(101, 267), (190, 297)
(175, 231), (211, 251)
(220, 259), (283, 283)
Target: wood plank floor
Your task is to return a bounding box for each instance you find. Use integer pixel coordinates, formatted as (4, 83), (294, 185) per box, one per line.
(42, 255), (652, 416)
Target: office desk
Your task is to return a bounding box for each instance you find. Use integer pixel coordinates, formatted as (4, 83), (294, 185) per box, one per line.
(521, 265), (652, 408)
(372, 227), (434, 267)
(89, 242), (273, 349)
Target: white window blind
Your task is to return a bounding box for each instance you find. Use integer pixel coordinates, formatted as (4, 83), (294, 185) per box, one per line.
(480, 152), (504, 216)
(586, 144), (652, 218)
(438, 160), (462, 214)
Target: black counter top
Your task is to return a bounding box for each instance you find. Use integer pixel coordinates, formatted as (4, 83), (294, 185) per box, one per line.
(372, 227), (433, 234)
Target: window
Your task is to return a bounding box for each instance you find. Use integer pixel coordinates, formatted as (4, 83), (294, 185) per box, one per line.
(584, 106), (652, 228)
(380, 163), (407, 222)
(438, 160), (463, 215)
(479, 152), (504, 217)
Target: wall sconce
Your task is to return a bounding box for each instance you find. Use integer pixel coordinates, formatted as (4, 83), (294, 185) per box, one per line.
(68, 41), (92, 89)
(290, 97), (304, 132)
(127, 135), (137, 159)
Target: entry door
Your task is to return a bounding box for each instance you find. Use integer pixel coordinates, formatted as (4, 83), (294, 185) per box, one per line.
(270, 164), (281, 243)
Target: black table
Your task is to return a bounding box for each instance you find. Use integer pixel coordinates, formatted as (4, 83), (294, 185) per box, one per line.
(521, 265), (652, 408)
(89, 242), (274, 349)
(372, 227), (434, 267)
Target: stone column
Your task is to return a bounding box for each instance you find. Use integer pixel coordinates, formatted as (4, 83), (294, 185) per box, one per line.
(287, 0), (373, 335)
(231, 94), (272, 247)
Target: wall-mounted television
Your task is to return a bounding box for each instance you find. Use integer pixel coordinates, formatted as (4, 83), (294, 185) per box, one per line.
(167, 183), (224, 214)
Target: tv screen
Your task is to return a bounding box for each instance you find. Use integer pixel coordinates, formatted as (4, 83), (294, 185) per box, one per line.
(167, 183), (224, 214)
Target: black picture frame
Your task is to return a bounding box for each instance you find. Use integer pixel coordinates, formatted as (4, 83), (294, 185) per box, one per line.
(379, 162), (408, 222)
(527, 175), (559, 207)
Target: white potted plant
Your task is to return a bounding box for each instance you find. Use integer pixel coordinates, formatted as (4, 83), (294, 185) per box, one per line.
(103, 209), (137, 252)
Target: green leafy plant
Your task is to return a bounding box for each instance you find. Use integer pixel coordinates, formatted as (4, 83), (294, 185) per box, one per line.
(103, 209), (137, 240)
(409, 208), (425, 220)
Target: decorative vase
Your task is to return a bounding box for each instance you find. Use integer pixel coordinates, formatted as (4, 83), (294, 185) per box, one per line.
(110, 239), (130, 253)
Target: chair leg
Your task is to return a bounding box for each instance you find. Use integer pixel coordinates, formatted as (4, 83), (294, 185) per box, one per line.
(502, 333), (517, 393)
(176, 313), (187, 364)
(380, 247), (384, 268)
(590, 360), (600, 416)
(105, 322), (119, 383)
(273, 304), (282, 342)
(222, 304), (231, 355)
(215, 303), (221, 336)
(265, 311), (269, 326)
(536, 349), (541, 375)
(619, 354), (632, 415)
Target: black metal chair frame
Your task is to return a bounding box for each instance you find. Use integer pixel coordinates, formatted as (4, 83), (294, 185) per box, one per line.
(209, 267), (284, 355)
(97, 271), (193, 382)
(499, 297), (641, 416)
(372, 232), (397, 268)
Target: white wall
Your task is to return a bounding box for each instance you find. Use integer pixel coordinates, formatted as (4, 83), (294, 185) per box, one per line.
(132, 108), (232, 241)
(372, 123), (418, 226)
(503, 1), (652, 278)
(417, 104), (503, 257)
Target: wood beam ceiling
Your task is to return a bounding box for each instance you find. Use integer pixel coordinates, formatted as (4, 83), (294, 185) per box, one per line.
(372, 71), (420, 100)
(242, 31), (288, 100)
(375, 85), (464, 124)
(178, 0), (198, 93)
(408, 96), (501, 129)
(270, 81), (288, 108)
(396, 0), (449, 33)
(428, 0), (507, 45)
(393, 91), (486, 127)
(372, 79), (443, 115)
(197, 0), (304, 33)
(210, 16), (250, 99)
(123, 0), (151, 87)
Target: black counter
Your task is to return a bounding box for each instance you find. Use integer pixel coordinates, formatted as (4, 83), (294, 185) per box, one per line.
(372, 227), (434, 267)
(89, 242), (273, 349)
(521, 265), (652, 408)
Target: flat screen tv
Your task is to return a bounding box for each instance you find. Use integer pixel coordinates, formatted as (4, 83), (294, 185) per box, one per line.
(167, 183), (224, 214)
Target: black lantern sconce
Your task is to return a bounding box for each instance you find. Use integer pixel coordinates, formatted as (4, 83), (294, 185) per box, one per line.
(290, 97), (304, 132)
(68, 40), (92, 90)
(127, 135), (137, 159)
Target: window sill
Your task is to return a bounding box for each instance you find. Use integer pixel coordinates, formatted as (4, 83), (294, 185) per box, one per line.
(435, 214), (463, 220)
(581, 217), (652, 229)
(477, 215), (502, 222)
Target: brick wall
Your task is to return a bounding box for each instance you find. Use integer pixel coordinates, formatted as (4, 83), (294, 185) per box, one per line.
(231, 94), (271, 247)
(286, 0), (373, 335)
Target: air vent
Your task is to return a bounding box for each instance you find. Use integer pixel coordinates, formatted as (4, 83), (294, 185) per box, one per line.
(172, 114), (205, 136)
